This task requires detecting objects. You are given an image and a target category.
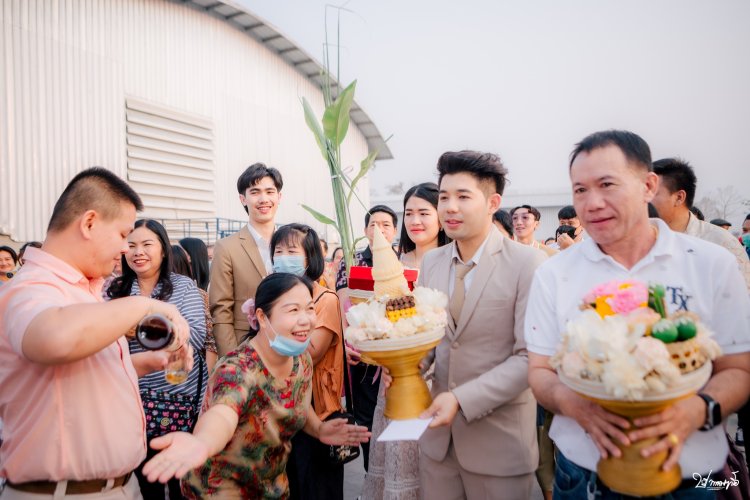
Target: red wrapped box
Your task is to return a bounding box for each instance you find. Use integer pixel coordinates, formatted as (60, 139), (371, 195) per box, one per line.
(348, 266), (418, 292)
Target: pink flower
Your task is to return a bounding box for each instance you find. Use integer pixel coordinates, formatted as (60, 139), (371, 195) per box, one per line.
(241, 298), (259, 330)
(583, 280), (648, 316)
(607, 282), (648, 315)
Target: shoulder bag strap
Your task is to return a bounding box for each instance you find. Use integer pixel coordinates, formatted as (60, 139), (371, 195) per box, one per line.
(193, 353), (205, 407)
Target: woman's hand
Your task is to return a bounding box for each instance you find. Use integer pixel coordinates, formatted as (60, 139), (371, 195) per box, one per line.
(142, 432), (210, 483)
(131, 351), (170, 377)
(318, 418), (371, 446)
(170, 343), (195, 372)
(345, 343), (361, 366)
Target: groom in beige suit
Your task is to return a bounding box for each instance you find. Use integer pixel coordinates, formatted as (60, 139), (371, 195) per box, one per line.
(419, 151), (547, 499)
(210, 163), (283, 357)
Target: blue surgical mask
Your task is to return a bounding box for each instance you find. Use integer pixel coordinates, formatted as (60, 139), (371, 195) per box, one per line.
(264, 319), (311, 357)
(272, 255), (306, 277)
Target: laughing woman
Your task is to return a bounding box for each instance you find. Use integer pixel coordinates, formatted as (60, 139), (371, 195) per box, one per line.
(141, 273), (370, 499)
(269, 224), (347, 500)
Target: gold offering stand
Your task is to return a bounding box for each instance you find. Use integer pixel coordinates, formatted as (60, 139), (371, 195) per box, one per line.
(559, 363), (711, 497)
(357, 332), (443, 420)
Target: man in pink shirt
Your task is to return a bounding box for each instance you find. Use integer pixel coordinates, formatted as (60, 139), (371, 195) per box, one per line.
(0, 167), (190, 499)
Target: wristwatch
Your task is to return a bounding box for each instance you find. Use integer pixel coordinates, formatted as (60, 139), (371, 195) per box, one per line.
(697, 393), (721, 431)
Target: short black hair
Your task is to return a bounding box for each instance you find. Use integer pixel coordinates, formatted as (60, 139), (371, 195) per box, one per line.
(107, 219), (174, 301)
(437, 150), (508, 195)
(398, 182), (451, 255)
(691, 206), (705, 221)
(510, 205), (541, 221)
(653, 158), (697, 208)
(236, 163), (283, 214)
(558, 205), (577, 220)
(492, 209), (513, 236)
(270, 223), (325, 282)
(365, 205), (398, 228)
(48, 167), (143, 233)
(0, 246), (18, 265)
(570, 130), (652, 172)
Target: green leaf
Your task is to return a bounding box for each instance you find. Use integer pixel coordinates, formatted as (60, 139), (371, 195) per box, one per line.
(347, 149), (378, 205)
(322, 80), (357, 147)
(301, 97), (328, 160)
(352, 236), (367, 248)
(301, 204), (338, 228)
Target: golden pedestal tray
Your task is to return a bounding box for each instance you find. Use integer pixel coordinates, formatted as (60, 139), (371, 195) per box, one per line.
(354, 328), (444, 420)
(559, 362), (711, 497)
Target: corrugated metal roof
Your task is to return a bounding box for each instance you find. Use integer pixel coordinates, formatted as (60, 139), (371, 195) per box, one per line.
(178, 0), (393, 161)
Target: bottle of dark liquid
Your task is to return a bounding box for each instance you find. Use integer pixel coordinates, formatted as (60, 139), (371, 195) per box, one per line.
(135, 314), (179, 351)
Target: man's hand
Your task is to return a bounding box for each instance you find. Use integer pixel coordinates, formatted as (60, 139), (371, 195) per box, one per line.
(557, 233), (575, 249)
(421, 392), (460, 428)
(147, 301), (191, 349)
(559, 391), (631, 459)
(627, 395), (705, 471)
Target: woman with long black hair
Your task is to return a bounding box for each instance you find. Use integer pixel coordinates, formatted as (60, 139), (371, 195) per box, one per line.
(107, 219), (207, 500)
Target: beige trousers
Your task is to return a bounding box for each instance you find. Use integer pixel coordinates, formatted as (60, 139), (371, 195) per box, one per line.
(420, 442), (533, 500)
(1, 475), (142, 500)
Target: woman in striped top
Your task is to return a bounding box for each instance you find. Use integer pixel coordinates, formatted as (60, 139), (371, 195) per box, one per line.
(107, 218), (207, 500)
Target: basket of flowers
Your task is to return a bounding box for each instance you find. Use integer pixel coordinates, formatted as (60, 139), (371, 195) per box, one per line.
(551, 280), (721, 496)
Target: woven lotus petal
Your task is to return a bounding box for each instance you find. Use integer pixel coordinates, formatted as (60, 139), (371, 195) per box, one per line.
(371, 227), (410, 299)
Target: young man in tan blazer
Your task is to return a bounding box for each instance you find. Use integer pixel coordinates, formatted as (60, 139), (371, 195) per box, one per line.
(418, 151), (547, 499)
(209, 163), (282, 357)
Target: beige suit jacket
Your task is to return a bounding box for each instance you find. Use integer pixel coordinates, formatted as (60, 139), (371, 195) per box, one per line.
(418, 227), (547, 476)
(209, 226), (267, 357)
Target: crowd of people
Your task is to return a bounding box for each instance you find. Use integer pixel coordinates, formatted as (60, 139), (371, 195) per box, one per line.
(1, 129), (750, 500)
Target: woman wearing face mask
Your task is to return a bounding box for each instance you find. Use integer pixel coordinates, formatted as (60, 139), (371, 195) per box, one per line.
(107, 219), (207, 500)
(270, 224), (347, 500)
(363, 182), (450, 500)
(141, 273), (370, 499)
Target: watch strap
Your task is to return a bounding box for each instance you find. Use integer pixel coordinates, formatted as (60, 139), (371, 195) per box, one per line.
(697, 393), (721, 431)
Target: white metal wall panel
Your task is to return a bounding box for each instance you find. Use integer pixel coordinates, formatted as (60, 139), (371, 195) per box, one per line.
(0, 0), (371, 242)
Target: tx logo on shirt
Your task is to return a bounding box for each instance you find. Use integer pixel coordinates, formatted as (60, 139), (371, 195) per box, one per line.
(666, 286), (692, 311)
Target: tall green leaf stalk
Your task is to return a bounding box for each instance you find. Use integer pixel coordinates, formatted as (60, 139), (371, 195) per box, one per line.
(300, 19), (383, 275)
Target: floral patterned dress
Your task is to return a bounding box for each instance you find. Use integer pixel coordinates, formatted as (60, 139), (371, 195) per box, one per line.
(181, 342), (313, 499)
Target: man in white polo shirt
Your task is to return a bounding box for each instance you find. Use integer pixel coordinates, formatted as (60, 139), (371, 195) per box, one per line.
(525, 130), (750, 498)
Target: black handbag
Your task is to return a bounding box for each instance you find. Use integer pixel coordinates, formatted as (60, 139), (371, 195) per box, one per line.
(314, 290), (361, 465)
(141, 355), (204, 440)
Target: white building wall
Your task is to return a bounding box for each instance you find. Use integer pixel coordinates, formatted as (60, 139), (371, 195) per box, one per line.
(0, 0), (371, 242)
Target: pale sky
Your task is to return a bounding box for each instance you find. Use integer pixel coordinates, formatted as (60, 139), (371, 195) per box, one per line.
(242, 0), (750, 226)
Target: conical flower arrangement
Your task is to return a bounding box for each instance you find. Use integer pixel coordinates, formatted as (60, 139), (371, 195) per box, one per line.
(371, 226), (411, 299)
(344, 229), (449, 419)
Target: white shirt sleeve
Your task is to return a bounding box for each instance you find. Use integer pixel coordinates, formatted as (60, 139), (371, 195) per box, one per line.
(708, 250), (750, 354)
(524, 266), (561, 356)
